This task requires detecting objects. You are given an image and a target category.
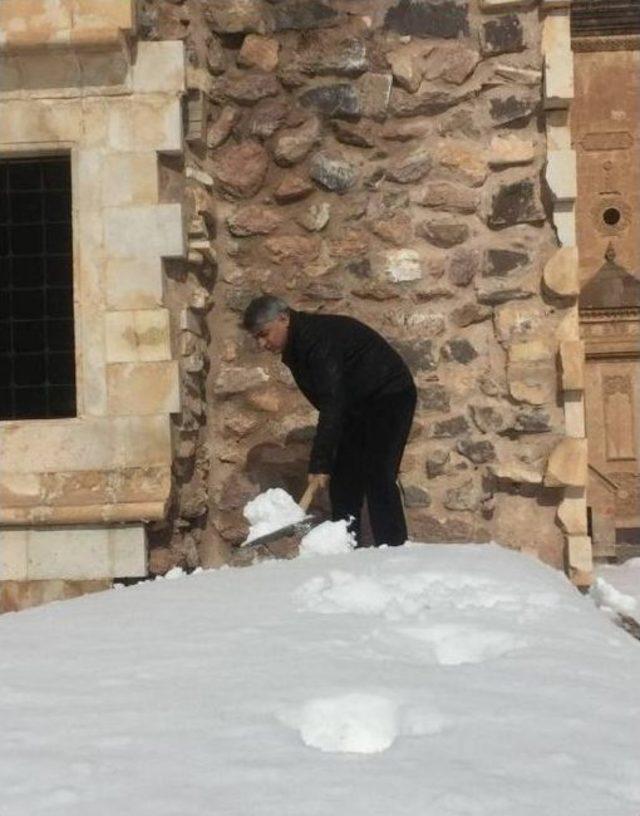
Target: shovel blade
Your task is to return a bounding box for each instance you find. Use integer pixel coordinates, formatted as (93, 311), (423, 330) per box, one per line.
(241, 515), (315, 549)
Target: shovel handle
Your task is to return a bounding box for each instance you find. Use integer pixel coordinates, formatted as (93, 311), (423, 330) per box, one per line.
(299, 481), (319, 512)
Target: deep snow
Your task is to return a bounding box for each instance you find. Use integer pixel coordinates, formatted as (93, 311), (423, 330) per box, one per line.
(595, 558), (640, 614)
(1, 543), (640, 816)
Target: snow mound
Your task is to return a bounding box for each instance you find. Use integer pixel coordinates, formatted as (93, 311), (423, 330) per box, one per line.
(294, 566), (557, 619)
(287, 692), (399, 754)
(299, 519), (356, 557)
(2, 544), (640, 816)
(373, 624), (523, 666)
(243, 488), (306, 543)
(590, 576), (637, 617)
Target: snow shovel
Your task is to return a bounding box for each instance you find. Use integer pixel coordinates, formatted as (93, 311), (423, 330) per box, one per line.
(241, 481), (319, 550)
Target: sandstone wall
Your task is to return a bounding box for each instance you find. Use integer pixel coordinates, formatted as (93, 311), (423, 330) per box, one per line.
(141, 0), (575, 574)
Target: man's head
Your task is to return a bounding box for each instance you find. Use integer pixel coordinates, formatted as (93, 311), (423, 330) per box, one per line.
(242, 295), (291, 353)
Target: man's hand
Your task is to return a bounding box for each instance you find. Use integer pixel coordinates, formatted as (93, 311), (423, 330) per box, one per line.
(308, 473), (330, 490)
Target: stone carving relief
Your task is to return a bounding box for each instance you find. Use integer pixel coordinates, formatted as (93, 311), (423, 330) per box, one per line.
(603, 375), (636, 460)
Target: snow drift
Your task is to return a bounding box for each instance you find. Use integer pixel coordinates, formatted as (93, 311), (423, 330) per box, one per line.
(1, 543), (639, 816)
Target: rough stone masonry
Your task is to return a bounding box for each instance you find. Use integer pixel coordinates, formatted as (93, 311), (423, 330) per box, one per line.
(139, 0), (571, 575)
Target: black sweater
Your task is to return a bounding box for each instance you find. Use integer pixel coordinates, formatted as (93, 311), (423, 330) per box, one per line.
(281, 310), (414, 473)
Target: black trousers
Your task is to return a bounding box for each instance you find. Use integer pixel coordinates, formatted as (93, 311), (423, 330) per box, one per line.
(329, 385), (417, 547)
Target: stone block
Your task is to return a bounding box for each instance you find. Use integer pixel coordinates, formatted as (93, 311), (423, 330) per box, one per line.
(545, 149), (576, 203)
(107, 361), (181, 415)
(0, 524), (146, 581)
(0, 416), (171, 475)
(15, 50), (82, 89)
(557, 488), (588, 535)
(380, 249), (423, 283)
(435, 138), (488, 187)
(105, 257), (164, 310)
(105, 309), (172, 363)
(102, 152), (159, 207)
(494, 302), (546, 345)
(485, 178), (544, 228)
(0, 532), (28, 580)
(551, 203), (576, 248)
(237, 34), (280, 72)
(544, 437), (587, 487)
(566, 535), (593, 586)
(0, 99), (83, 143)
(0, 473), (41, 510)
(78, 48), (130, 88)
(132, 41), (185, 94)
(507, 340), (557, 405)
(491, 459), (543, 484)
(215, 366), (269, 395)
(356, 73), (393, 120)
(563, 394), (585, 438)
(104, 203), (184, 259)
(559, 340), (584, 391)
(78, 300), (108, 418)
(545, 109), (571, 151)
(72, 0), (135, 34)
(385, 0), (469, 38)
(542, 246), (579, 298)
(542, 13), (573, 109)
(107, 96), (182, 153)
(481, 14), (524, 56)
(489, 134), (535, 167)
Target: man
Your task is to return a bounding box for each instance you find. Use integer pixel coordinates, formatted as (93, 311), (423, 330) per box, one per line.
(242, 296), (417, 548)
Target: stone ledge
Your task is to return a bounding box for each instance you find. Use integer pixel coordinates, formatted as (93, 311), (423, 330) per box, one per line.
(0, 415), (172, 474)
(0, 501), (167, 525)
(0, 524), (146, 581)
(0, 466), (171, 511)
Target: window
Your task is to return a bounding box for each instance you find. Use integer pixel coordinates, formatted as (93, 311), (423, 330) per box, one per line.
(0, 155), (76, 420)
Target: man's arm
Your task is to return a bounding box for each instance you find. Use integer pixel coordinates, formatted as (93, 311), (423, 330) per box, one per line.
(307, 344), (346, 475)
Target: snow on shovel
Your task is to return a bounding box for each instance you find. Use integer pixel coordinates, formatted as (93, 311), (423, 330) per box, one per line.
(240, 481), (320, 550)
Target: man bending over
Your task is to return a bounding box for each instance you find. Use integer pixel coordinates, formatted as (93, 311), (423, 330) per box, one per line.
(242, 296), (416, 548)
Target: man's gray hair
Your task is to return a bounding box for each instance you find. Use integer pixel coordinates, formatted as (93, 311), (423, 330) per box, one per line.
(242, 295), (290, 332)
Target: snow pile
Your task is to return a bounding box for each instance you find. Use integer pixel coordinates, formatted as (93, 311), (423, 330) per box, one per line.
(282, 692), (400, 754)
(298, 518), (356, 557)
(242, 487), (306, 543)
(590, 575), (638, 617)
(1, 544), (640, 816)
(595, 558), (640, 614)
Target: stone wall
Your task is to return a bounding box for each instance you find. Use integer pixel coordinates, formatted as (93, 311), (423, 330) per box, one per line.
(140, 0), (583, 576)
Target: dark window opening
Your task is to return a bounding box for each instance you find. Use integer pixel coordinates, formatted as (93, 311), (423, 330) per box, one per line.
(616, 527), (640, 547)
(0, 156), (76, 420)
